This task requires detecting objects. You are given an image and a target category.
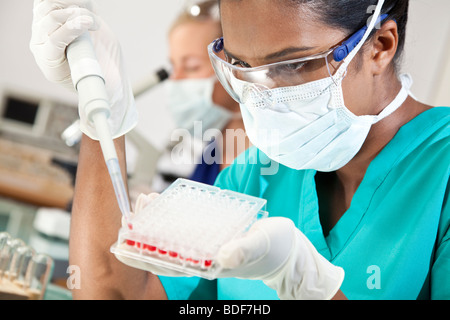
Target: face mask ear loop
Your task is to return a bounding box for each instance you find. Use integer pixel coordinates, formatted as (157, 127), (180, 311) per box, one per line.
(325, 56), (339, 86)
(330, 0), (385, 83)
(328, 60), (348, 87)
(343, 0), (385, 63)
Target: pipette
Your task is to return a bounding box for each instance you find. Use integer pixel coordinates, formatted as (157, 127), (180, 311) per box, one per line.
(66, 33), (132, 226)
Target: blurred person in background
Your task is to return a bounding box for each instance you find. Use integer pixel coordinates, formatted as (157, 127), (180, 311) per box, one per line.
(152, 0), (249, 191)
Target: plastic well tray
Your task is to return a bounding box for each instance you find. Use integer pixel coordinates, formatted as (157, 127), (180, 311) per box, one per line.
(111, 178), (267, 279)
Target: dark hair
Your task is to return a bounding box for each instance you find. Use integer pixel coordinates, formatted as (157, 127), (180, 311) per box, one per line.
(292, 0), (409, 69)
(219, 0), (409, 69)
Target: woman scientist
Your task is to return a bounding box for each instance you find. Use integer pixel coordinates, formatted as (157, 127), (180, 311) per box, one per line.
(154, 0), (249, 191)
(30, 0), (449, 300)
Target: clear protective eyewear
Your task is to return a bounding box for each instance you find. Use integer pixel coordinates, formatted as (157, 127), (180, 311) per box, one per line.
(208, 14), (388, 104)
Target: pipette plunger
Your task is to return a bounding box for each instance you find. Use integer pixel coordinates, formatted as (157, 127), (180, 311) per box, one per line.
(66, 33), (132, 225)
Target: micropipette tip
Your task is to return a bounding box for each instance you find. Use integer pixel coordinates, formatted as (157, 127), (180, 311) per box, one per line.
(106, 158), (133, 229)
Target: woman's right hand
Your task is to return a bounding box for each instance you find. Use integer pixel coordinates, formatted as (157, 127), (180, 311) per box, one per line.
(30, 0), (137, 140)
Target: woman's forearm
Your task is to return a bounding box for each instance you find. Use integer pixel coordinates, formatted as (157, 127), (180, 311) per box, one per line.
(69, 134), (166, 299)
(331, 290), (347, 300)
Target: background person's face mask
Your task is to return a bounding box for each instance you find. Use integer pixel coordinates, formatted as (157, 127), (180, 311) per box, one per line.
(166, 77), (233, 136)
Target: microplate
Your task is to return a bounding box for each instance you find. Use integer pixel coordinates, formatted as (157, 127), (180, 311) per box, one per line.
(110, 178), (268, 279)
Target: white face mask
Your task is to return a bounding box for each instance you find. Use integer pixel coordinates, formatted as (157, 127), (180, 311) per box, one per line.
(237, 2), (411, 172)
(166, 77), (233, 136)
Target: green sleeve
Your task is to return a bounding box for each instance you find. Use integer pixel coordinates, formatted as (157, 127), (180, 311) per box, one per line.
(158, 276), (217, 300)
(214, 147), (276, 194)
(431, 183), (450, 299)
(213, 147), (257, 191)
(432, 236), (450, 299)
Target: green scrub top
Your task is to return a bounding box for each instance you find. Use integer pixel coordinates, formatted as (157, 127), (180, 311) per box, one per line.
(159, 107), (450, 300)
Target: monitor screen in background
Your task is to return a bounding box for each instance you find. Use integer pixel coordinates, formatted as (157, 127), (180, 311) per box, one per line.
(3, 97), (39, 125)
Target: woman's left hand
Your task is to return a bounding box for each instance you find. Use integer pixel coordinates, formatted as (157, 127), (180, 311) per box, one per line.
(216, 217), (345, 300)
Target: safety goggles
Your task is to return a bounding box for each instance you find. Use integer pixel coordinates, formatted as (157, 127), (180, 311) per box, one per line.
(209, 39), (337, 104)
(208, 13), (388, 104)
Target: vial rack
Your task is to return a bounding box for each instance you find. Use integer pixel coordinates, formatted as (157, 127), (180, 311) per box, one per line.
(111, 178), (268, 279)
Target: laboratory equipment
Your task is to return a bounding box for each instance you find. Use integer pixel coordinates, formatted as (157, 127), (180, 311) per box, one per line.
(132, 68), (170, 98)
(0, 238), (25, 280)
(0, 92), (79, 154)
(0, 138), (74, 209)
(66, 33), (132, 223)
(0, 233), (12, 278)
(33, 207), (71, 241)
(0, 232), (10, 251)
(111, 178), (268, 279)
(61, 67), (169, 148)
(0, 94), (77, 209)
(7, 245), (35, 283)
(0, 234), (54, 300)
(23, 254), (54, 300)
